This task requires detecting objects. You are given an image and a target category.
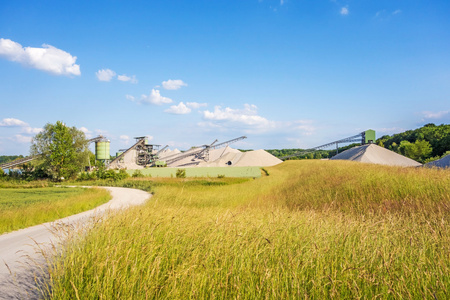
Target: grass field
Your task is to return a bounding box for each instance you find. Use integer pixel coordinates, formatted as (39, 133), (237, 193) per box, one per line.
(46, 160), (450, 299)
(0, 187), (111, 234)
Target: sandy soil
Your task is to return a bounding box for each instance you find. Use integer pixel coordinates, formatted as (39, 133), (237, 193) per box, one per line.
(0, 186), (150, 300)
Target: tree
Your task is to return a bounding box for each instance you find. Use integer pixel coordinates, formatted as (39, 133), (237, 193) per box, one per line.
(30, 121), (90, 180)
(398, 140), (432, 162)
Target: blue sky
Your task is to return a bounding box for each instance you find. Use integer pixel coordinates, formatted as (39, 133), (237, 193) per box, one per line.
(1, 0), (449, 155)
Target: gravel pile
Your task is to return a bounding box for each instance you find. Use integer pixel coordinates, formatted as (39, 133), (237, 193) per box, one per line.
(331, 144), (422, 167)
(424, 154), (450, 169)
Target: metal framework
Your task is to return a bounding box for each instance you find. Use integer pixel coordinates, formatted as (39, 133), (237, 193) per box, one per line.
(162, 136), (247, 166)
(280, 132), (367, 160)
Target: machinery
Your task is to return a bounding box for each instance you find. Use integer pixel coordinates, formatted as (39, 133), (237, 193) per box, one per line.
(161, 136), (247, 166)
(280, 130), (376, 160)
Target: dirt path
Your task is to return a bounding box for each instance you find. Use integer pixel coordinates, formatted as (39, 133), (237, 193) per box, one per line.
(0, 186), (151, 300)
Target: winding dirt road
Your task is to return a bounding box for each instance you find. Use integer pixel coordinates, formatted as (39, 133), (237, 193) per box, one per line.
(0, 186), (151, 300)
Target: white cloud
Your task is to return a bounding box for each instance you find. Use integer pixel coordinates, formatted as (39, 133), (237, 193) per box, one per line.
(392, 9), (402, 15)
(340, 6), (349, 15)
(0, 118), (42, 135)
(140, 89), (173, 105)
(164, 102), (192, 115)
(422, 110), (449, 119)
(125, 94), (135, 101)
(202, 104), (275, 129)
(96, 69), (116, 81)
(0, 38), (80, 76)
(118, 74), (138, 83)
(186, 102), (207, 109)
(162, 79), (188, 90)
(0, 118), (28, 127)
(200, 104), (316, 137)
(280, 0), (284, 5)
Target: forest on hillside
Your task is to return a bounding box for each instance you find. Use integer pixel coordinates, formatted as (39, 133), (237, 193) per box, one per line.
(267, 123), (450, 163)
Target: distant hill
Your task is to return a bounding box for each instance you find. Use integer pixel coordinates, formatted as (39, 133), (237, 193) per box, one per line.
(0, 155), (25, 165)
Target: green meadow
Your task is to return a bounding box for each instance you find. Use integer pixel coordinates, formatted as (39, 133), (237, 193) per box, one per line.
(46, 160), (449, 299)
(0, 187), (111, 234)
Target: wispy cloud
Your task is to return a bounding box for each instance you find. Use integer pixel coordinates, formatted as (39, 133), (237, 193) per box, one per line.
(422, 110), (449, 120)
(340, 6), (349, 16)
(164, 102), (192, 115)
(392, 9), (402, 15)
(125, 94), (135, 101)
(186, 102), (207, 109)
(118, 74), (138, 83)
(0, 38), (80, 76)
(96, 69), (116, 81)
(162, 79), (188, 90)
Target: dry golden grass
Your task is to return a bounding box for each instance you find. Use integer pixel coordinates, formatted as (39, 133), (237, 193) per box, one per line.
(46, 161), (450, 299)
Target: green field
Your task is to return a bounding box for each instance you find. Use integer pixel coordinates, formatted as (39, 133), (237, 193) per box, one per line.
(46, 161), (450, 299)
(127, 166), (262, 178)
(0, 187), (111, 234)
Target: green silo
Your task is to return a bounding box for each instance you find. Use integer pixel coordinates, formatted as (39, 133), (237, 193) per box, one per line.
(95, 141), (110, 160)
(364, 130), (376, 144)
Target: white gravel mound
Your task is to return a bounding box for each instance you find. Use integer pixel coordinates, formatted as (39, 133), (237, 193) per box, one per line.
(331, 144), (422, 167)
(424, 154), (450, 169)
(198, 148), (282, 167)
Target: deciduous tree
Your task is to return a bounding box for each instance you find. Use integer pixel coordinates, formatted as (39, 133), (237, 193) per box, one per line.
(30, 121), (89, 180)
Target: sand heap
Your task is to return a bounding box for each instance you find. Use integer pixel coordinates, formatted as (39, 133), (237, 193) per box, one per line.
(167, 146), (282, 168)
(331, 144), (422, 167)
(424, 154), (450, 169)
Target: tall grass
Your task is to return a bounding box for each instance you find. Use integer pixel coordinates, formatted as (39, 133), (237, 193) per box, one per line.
(0, 187), (111, 234)
(46, 161), (450, 299)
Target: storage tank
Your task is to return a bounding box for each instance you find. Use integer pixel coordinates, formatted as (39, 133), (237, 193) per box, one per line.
(95, 140), (110, 160)
(364, 130), (376, 144)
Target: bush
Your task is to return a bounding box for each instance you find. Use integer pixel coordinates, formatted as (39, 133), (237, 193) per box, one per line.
(176, 169), (186, 178)
(132, 170), (144, 178)
(217, 174), (225, 178)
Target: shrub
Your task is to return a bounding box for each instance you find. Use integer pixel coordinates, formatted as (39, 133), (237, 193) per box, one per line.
(176, 169), (186, 178)
(132, 170), (144, 178)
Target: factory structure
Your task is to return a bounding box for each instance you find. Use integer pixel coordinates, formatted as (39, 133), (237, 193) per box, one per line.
(92, 136), (283, 169)
(2, 129), (435, 171)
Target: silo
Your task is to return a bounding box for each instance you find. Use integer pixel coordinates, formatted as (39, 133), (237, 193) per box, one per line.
(95, 140), (110, 160)
(364, 130), (376, 144)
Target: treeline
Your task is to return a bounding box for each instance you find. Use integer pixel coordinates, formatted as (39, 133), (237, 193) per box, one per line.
(267, 123), (450, 163)
(0, 155), (24, 164)
(376, 123), (450, 163)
